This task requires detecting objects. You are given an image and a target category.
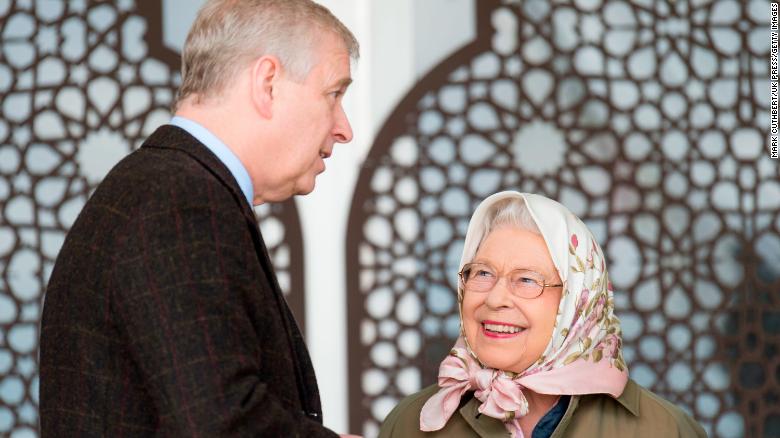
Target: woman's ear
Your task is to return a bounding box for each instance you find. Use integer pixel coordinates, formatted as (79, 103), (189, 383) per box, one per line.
(250, 55), (281, 119)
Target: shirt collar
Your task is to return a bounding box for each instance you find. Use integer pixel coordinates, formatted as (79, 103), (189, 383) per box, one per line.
(169, 116), (254, 207)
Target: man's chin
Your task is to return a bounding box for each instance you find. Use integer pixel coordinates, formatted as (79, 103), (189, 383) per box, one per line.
(296, 186), (315, 196)
(294, 177), (317, 196)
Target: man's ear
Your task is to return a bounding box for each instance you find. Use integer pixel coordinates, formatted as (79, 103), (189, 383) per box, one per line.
(250, 55), (281, 119)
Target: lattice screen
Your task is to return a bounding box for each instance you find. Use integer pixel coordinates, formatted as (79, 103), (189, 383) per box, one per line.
(347, 1), (779, 437)
(0, 1), (304, 435)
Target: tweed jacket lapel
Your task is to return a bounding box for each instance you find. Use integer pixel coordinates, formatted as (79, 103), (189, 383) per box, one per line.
(140, 124), (321, 419)
(143, 126), (281, 289)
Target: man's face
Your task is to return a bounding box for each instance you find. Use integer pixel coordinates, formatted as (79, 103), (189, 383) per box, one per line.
(265, 32), (353, 199)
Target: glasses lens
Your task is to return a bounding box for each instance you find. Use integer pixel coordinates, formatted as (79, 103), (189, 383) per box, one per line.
(510, 269), (544, 298)
(463, 264), (495, 292)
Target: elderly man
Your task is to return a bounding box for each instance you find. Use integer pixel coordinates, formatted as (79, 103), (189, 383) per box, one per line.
(40, 0), (359, 436)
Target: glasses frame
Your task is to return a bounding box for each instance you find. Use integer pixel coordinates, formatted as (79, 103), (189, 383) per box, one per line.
(458, 262), (564, 299)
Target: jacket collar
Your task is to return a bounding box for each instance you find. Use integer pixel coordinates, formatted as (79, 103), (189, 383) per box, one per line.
(455, 379), (640, 437)
(612, 378), (640, 417)
(141, 124), (257, 223)
(459, 396), (511, 437)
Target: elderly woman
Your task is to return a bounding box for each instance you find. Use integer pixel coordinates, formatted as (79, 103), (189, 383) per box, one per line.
(379, 192), (705, 438)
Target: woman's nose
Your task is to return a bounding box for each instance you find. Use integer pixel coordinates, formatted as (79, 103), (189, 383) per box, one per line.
(484, 277), (514, 309)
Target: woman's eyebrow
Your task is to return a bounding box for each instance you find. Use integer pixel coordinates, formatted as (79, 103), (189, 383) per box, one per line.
(470, 259), (549, 273)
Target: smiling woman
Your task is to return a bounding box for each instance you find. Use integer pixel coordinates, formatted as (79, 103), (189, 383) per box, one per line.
(379, 192), (706, 438)
(458, 200), (563, 377)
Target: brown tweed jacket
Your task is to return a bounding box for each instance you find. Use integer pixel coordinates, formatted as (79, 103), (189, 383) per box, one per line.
(40, 125), (337, 437)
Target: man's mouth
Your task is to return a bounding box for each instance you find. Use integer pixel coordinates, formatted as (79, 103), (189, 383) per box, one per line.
(319, 150), (331, 159)
(481, 320), (526, 338)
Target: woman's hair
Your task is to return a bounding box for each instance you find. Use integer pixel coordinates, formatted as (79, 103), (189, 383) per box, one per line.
(463, 197), (542, 269)
(174, 0), (359, 110)
(482, 197), (541, 237)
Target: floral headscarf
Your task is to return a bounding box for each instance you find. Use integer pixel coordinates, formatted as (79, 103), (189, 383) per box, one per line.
(420, 192), (629, 437)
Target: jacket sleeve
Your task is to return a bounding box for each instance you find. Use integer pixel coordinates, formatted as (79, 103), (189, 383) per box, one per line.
(675, 411), (708, 438)
(378, 401), (403, 438)
(108, 182), (338, 437)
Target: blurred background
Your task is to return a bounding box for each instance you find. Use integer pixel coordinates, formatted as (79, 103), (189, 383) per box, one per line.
(0, 0), (778, 437)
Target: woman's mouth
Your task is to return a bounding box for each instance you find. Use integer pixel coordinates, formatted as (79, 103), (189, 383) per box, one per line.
(481, 320), (526, 338)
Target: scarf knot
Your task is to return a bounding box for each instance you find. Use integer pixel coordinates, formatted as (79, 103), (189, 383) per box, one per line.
(474, 369), (529, 420)
(420, 347), (528, 437)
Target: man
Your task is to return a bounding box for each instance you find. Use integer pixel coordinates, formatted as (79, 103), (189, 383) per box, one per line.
(40, 0), (360, 436)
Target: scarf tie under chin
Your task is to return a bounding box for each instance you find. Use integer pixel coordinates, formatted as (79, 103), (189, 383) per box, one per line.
(420, 346), (529, 437)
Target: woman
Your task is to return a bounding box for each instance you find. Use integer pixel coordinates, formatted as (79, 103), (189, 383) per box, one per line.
(379, 192), (705, 438)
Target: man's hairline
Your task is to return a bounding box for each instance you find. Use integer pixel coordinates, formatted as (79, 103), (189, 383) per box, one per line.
(175, 50), (355, 108)
(174, 22), (358, 108)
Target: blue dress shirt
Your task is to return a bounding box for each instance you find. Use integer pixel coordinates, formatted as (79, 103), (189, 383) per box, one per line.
(169, 116), (254, 207)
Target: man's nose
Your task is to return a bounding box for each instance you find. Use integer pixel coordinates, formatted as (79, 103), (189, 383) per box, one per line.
(333, 104), (353, 143)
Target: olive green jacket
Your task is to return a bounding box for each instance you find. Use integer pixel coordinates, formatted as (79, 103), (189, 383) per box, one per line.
(379, 379), (706, 438)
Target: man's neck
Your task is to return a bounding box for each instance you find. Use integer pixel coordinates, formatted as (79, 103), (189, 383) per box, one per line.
(176, 100), (262, 196)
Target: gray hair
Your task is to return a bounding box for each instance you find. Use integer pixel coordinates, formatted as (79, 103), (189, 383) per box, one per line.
(482, 197), (540, 237)
(174, 0), (359, 110)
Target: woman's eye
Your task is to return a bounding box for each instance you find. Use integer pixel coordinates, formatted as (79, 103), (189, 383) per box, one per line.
(515, 276), (536, 284)
(475, 270), (493, 278)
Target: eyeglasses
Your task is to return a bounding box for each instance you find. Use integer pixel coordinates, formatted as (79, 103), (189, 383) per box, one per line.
(458, 262), (563, 299)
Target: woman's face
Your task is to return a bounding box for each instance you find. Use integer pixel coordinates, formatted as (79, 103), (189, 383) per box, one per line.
(461, 226), (563, 373)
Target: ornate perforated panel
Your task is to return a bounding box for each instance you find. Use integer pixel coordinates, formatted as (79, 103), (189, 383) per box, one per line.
(346, 1), (779, 437)
(0, 1), (304, 435)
